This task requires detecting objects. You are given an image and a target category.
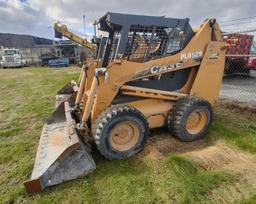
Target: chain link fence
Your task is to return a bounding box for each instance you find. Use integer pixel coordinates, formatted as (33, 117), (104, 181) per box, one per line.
(219, 23), (256, 105)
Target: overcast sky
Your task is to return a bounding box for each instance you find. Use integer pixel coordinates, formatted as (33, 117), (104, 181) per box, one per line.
(0, 0), (255, 39)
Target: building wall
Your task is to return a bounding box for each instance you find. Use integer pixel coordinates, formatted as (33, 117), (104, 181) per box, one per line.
(20, 47), (55, 65)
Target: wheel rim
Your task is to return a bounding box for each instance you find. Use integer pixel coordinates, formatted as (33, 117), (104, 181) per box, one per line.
(110, 121), (140, 151)
(186, 109), (207, 135)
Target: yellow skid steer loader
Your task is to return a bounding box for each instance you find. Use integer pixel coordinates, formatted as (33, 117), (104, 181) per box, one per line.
(24, 12), (225, 194)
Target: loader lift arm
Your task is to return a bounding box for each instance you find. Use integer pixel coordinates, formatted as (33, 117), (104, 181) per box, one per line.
(54, 22), (96, 50)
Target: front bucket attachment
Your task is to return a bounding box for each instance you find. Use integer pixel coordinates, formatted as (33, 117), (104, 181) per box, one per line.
(55, 80), (79, 107)
(24, 101), (96, 195)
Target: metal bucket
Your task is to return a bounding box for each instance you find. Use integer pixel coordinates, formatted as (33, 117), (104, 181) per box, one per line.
(24, 101), (96, 195)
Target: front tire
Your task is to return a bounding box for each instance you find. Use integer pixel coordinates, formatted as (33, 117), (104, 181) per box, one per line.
(167, 96), (213, 142)
(93, 105), (149, 160)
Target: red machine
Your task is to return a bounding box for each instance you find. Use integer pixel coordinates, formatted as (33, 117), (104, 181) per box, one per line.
(224, 33), (255, 73)
(247, 57), (256, 69)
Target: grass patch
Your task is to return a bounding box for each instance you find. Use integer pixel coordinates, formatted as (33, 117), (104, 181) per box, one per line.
(0, 67), (255, 203)
(165, 155), (233, 204)
(0, 67), (80, 203)
(206, 103), (256, 154)
(210, 111), (256, 154)
(239, 193), (256, 204)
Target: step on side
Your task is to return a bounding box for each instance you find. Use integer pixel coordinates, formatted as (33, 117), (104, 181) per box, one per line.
(24, 101), (96, 195)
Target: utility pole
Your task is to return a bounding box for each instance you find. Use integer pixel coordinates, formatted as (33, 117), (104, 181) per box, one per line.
(83, 14), (86, 39)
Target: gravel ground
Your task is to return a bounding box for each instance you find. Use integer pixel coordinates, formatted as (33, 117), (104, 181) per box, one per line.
(220, 70), (256, 105)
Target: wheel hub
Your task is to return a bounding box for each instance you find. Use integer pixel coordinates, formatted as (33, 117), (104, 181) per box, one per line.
(186, 109), (207, 135)
(110, 121), (140, 151)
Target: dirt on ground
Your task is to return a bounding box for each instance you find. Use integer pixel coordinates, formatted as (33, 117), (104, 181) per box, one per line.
(217, 99), (256, 120)
(144, 130), (256, 185)
(143, 130), (208, 159)
(186, 142), (256, 187)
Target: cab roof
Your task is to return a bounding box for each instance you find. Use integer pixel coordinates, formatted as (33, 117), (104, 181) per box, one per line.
(97, 12), (191, 32)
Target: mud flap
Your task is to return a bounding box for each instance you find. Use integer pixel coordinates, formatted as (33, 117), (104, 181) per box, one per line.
(24, 101), (96, 195)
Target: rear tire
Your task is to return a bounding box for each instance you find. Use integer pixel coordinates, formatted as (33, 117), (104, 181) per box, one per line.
(167, 96), (213, 142)
(93, 105), (149, 160)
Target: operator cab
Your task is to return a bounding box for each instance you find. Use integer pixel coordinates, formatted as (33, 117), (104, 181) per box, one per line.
(94, 12), (194, 67)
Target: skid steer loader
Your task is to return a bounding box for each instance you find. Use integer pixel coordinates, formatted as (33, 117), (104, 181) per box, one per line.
(24, 12), (225, 194)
